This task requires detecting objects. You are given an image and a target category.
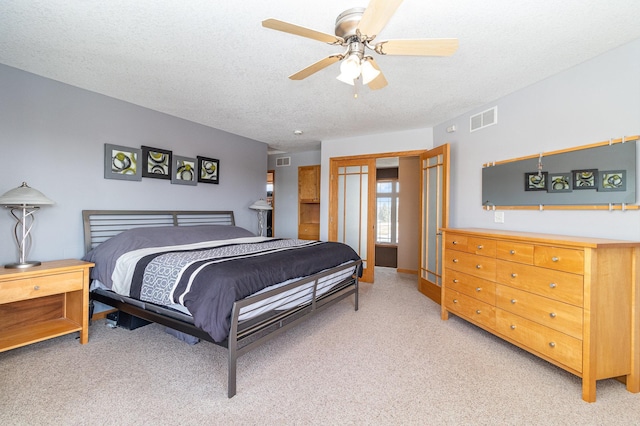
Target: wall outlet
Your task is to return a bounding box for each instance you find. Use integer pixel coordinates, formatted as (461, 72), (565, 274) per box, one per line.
(494, 211), (505, 223)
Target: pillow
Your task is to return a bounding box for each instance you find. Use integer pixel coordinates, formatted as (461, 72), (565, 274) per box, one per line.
(82, 225), (255, 288)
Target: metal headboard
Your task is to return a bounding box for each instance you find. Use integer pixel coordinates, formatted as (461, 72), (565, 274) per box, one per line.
(82, 210), (236, 254)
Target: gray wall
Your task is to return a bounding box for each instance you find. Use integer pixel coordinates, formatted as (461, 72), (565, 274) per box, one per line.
(268, 150), (321, 239)
(434, 37), (640, 240)
(0, 64), (268, 265)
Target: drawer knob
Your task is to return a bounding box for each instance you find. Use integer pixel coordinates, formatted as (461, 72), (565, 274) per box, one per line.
(549, 283), (557, 289)
(510, 325), (516, 330)
(510, 250), (516, 255)
(452, 241), (458, 245)
(34, 285), (40, 290)
(453, 259), (459, 263)
(475, 264), (482, 269)
(549, 312), (557, 318)
(475, 309), (481, 314)
(510, 273), (517, 278)
(453, 279), (459, 283)
(549, 342), (556, 348)
(551, 256), (559, 262)
(510, 299), (517, 304)
(475, 287), (482, 292)
(477, 245), (483, 250)
(453, 299), (458, 304)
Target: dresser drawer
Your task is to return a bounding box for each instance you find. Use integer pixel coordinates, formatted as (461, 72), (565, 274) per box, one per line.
(496, 285), (583, 339)
(445, 269), (496, 305)
(0, 271), (83, 304)
(496, 309), (582, 372)
(445, 289), (496, 329)
(445, 234), (496, 257)
(534, 246), (584, 274)
(466, 237), (496, 257)
(445, 249), (496, 281)
(496, 241), (534, 264)
(495, 260), (583, 306)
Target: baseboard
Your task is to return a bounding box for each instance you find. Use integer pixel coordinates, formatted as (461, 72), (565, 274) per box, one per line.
(397, 268), (418, 275)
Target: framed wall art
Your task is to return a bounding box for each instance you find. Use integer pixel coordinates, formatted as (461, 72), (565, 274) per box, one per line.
(171, 155), (197, 186)
(525, 172), (548, 191)
(599, 170), (626, 192)
(572, 169), (598, 190)
(104, 143), (141, 181)
(548, 173), (572, 193)
(141, 146), (172, 180)
(197, 156), (219, 184)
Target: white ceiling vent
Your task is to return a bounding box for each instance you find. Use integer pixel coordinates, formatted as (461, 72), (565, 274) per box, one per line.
(276, 157), (291, 167)
(470, 106), (498, 132)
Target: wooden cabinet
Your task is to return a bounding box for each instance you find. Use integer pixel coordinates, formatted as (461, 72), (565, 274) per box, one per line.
(442, 228), (640, 402)
(0, 259), (93, 352)
(298, 165), (320, 240)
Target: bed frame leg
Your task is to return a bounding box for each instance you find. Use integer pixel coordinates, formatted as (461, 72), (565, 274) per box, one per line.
(227, 304), (240, 398)
(228, 345), (237, 398)
(354, 278), (359, 311)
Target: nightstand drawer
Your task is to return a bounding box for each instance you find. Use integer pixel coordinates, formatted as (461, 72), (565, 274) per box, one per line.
(0, 271), (83, 304)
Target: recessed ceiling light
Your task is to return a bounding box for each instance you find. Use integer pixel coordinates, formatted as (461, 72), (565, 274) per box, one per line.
(293, 130), (303, 136)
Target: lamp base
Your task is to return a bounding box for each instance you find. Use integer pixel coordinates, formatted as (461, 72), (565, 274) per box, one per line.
(4, 261), (41, 269)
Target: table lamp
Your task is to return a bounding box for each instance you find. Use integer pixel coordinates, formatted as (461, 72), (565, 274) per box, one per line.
(0, 182), (55, 268)
(249, 199), (272, 237)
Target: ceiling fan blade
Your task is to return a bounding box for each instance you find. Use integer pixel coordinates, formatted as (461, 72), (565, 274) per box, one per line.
(262, 18), (344, 45)
(289, 55), (343, 80)
(375, 38), (459, 56)
(365, 58), (388, 90)
(357, 0), (403, 40)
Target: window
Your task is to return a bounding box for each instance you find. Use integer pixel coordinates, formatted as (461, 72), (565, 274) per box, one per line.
(377, 180), (399, 244)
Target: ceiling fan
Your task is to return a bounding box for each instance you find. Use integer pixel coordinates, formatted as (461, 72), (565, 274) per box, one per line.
(262, 0), (458, 91)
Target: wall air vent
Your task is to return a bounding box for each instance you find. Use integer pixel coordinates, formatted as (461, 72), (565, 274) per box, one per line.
(276, 157), (291, 167)
(470, 106), (498, 132)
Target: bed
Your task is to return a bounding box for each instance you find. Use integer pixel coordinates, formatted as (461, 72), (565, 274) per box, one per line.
(82, 209), (362, 398)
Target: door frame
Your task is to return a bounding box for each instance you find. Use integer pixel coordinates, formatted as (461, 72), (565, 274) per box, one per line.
(328, 149), (428, 284)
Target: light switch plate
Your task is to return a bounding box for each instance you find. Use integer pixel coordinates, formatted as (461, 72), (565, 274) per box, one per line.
(494, 211), (505, 223)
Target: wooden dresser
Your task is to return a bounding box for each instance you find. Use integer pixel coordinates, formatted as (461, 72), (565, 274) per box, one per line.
(441, 228), (640, 402)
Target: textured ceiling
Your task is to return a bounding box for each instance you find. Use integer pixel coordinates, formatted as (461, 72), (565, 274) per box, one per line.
(1, 1), (640, 153)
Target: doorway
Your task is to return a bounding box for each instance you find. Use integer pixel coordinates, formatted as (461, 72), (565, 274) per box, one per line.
(328, 145), (449, 305)
(267, 170), (274, 237)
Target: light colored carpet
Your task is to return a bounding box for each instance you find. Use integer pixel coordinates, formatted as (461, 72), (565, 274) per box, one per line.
(1, 267), (639, 425)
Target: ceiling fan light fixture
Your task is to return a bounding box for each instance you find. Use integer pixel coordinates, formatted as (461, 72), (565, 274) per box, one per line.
(340, 54), (361, 77)
(336, 72), (355, 86)
(360, 59), (380, 85)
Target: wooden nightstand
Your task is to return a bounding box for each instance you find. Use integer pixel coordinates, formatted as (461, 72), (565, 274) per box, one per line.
(0, 259), (94, 352)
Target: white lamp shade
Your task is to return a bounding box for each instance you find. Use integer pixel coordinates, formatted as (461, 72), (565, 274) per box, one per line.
(336, 72), (355, 86)
(360, 59), (381, 85)
(340, 55), (361, 79)
(0, 182), (55, 207)
(249, 199), (272, 210)
(337, 54), (362, 86)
